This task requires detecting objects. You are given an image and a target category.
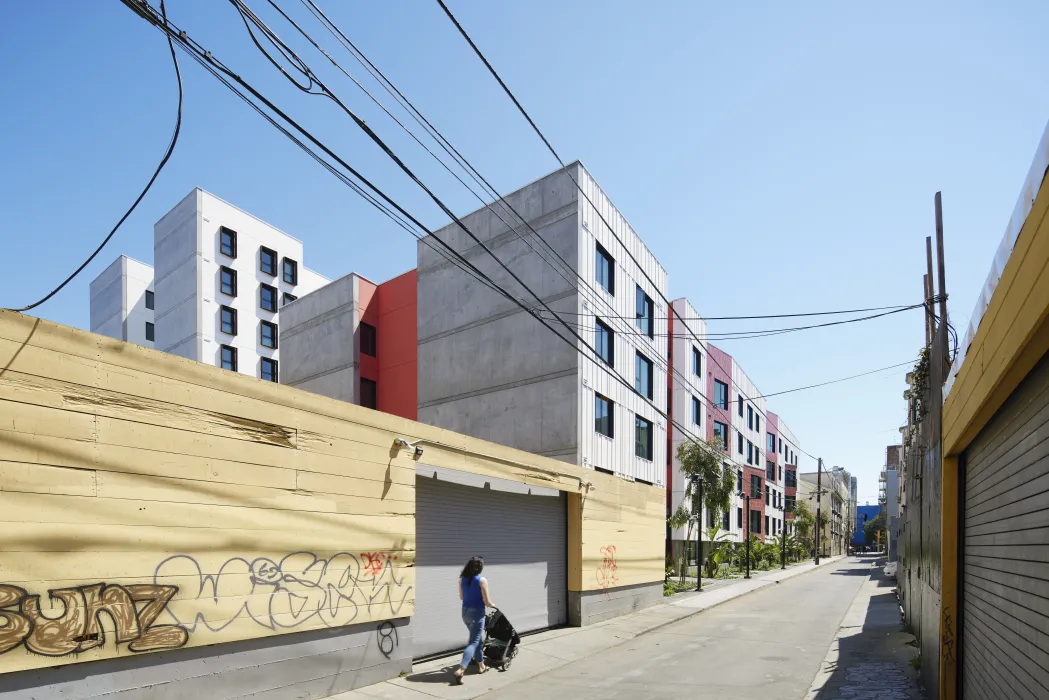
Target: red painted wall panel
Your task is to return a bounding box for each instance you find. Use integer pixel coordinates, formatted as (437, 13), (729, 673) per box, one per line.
(376, 269), (417, 420)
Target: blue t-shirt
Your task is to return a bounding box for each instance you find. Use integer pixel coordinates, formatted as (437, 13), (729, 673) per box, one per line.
(461, 575), (484, 608)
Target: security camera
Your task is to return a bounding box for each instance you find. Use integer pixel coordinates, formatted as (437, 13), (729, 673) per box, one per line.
(414, 446), (424, 459)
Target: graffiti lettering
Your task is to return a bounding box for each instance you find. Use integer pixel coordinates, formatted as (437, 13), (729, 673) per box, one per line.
(361, 552), (397, 577)
(596, 545), (619, 592)
(0, 583), (185, 658)
(376, 621), (398, 658)
(942, 608), (956, 665)
(154, 551), (412, 634)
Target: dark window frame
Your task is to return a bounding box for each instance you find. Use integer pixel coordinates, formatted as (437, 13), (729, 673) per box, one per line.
(738, 395), (743, 417)
(750, 474), (762, 498)
(259, 283), (278, 313)
(260, 247), (278, 276)
(635, 351), (654, 400)
(282, 292), (298, 306)
(282, 257), (298, 285)
(750, 509), (762, 535)
(220, 226), (237, 258)
(360, 377), (377, 409)
(595, 243), (615, 296)
(145, 290), (154, 310)
(260, 357), (278, 383)
(260, 320), (278, 349)
(692, 346), (702, 376)
(595, 318), (614, 366)
(634, 415), (654, 461)
(220, 344), (238, 372)
(714, 380), (729, 410)
(635, 285), (654, 339)
(737, 431), (744, 455)
(768, 432), (777, 453)
(713, 421), (728, 449)
(360, 321), (377, 357)
(220, 305), (237, 336)
(220, 266), (237, 297)
(737, 507), (743, 529)
(691, 395), (701, 426)
(595, 393), (614, 438)
(145, 321), (154, 342)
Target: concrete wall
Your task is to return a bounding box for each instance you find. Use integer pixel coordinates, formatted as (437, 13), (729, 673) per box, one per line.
(279, 272), (361, 404)
(0, 309), (666, 696)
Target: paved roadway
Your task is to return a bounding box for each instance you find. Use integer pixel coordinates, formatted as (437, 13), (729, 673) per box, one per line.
(479, 557), (873, 700)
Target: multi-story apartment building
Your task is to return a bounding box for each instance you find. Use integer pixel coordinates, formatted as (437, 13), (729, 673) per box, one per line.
(90, 189), (330, 382)
(731, 357), (768, 542)
(89, 255), (155, 348)
(801, 467), (850, 556)
(764, 412), (796, 540)
(417, 163), (669, 484)
(778, 419), (801, 533)
(278, 269), (418, 419)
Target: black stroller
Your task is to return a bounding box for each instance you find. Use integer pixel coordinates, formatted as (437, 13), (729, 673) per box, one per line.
(482, 608), (521, 670)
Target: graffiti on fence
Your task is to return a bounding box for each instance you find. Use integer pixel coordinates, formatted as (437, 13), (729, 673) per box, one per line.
(376, 620), (398, 658)
(0, 582), (186, 658)
(596, 545), (619, 593)
(153, 551), (412, 634)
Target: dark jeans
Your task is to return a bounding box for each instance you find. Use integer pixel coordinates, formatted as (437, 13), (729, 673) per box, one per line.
(459, 606), (486, 668)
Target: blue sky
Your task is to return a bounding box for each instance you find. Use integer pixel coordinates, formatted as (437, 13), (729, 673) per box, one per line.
(3, 1), (1048, 504)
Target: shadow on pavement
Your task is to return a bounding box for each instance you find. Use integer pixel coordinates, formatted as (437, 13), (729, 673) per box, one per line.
(404, 664), (462, 685)
(811, 560), (925, 699)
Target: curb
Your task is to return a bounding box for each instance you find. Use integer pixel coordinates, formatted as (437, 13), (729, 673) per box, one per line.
(635, 556), (847, 639)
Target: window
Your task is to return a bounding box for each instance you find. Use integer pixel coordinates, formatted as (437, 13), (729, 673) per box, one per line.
(282, 292), (297, 306)
(260, 320), (278, 349)
(737, 431), (744, 455)
(360, 322), (377, 357)
(747, 440), (754, 465)
(692, 347), (702, 376)
(750, 509), (762, 535)
(635, 416), (653, 461)
(260, 357), (278, 383)
(282, 257), (298, 285)
(786, 470), (797, 488)
(220, 344), (237, 371)
(765, 515), (770, 535)
(220, 266), (237, 297)
(765, 487), (770, 506)
(779, 465), (783, 481)
(260, 247), (277, 276)
(260, 283), (277, 312)
(595, 243), (614, 295)
(595, 394), (613, 438)
(714, 421), (728, 448)
(737, 507), (743, 529)
(691, 396), (701, 426)
(145, 322), (154, 342)
(750, 474), (762, 498)
(738, 395), (743, 417)
(785, 495), (796, 513)
(220, 305), (237, 336)
(756, 416), (760, 433)
(635, 352), (653, 399)
(220, 226), (237, 258)
(767, 460), (776, 482)
(635, 286), (654, 338)
(360, 378), (377, 409)
(736, 469), (743, 493)
(747, 406), (753, 430)
(714, 380), (728, 409)
(723, 511), (730, 531)
(145, 290), (154, 310)
(768, 433), (777, 453)
(595, 318), (614, 366)
(707, 509), (715, 528)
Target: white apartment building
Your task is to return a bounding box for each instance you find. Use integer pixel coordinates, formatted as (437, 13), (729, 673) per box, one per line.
(90, 255), (155, 348)
(417, 163), (669, 485)
(90, 189), (329, 382)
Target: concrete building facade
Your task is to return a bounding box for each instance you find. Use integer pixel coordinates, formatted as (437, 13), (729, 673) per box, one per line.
(417, 163), (669, 485)
(89, 255), (155, 348)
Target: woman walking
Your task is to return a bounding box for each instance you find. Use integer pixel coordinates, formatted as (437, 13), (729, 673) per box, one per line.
(454, 556), (493, 684)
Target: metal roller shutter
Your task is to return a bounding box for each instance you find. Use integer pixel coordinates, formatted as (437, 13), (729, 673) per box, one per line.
(962, 351), (1049, 700)
(412, 474), (568, 659)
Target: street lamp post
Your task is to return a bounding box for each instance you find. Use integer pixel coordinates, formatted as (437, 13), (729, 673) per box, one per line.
(781, 515), (787, 570)
(695, 475), (703, 592)
(738, 487), (756, 579)
(815, 458), (823, 565)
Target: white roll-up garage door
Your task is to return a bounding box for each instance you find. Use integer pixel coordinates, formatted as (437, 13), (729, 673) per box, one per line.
(412, 471), (568, 659)
(962, 351), (1049, 699)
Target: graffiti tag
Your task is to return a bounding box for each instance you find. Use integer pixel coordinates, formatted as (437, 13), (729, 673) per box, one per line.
(942, 608), (956, 665)
(596, 545), (619, 592)
(376, 620), (398, 658)
(153, 551), (412, 633)
(0, 583), (185, 658)
(361, 552), (397, 577)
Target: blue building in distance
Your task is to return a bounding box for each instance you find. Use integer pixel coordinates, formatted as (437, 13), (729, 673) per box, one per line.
(853, 505), (881, 547)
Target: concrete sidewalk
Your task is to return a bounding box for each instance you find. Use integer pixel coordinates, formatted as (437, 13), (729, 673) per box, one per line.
(335, 556), (845, 700)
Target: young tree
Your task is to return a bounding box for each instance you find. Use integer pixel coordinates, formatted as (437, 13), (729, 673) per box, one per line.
(791, 499), (816, 553)
(667, 437), (736, 582)
(864, 512), (886, 546)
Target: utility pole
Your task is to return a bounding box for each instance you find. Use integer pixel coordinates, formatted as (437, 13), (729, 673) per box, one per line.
(925, 235), (935, 345)
(781, 513), (787, 569)
(815, 458), (823, 565)
(935, 192), (949, 363)
(695, 476), (703, 592)
(923, 274), (931, 347)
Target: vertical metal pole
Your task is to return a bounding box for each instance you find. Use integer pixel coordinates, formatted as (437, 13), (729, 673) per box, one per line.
(815, 458), (823, 565)
(935, 192), (949, 364)
(781, 514), (786, 569)
(695, 477), (703, 591)
(925, 236), (936, 341)
(745, 495), (751, 579)
(923, 274), (932, 348)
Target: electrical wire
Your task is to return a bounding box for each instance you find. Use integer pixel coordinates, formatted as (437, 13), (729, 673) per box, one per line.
(750, 360), (916, 400)
(553, 301), (936, 322)
(5, 0), (182, 313)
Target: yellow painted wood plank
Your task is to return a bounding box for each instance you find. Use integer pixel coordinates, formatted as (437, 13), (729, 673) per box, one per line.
(0, 461), (96, 496)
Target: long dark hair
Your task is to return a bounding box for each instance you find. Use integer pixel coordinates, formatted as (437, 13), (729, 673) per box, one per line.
(460, 556), (484, 580)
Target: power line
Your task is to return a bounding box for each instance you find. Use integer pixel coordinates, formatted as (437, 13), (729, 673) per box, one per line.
(5, 0), (182, 313)
(752, 360), (916, 400)
(553, 298), (942, 323)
